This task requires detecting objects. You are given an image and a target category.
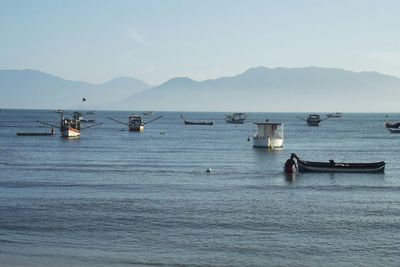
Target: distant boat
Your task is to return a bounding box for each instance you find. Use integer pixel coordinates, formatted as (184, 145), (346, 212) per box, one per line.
(108, 115), (163, 131)
(297, 114), (328, 126)
(385, 121), (400, 129)
(55, 109), (63, 113)
(253, 122), (284, 149)
(180, 115), (214, 125)
(17, 128), (56, 136)
(143, 111), (154, 116)
(326, 112), (342, 118)
(290, 153), (385, 173)
(73, 111), (96, 123)
(225, 113), (247, 124)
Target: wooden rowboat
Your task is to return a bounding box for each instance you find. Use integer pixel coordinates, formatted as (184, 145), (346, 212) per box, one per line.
(290, 153), (385, 173)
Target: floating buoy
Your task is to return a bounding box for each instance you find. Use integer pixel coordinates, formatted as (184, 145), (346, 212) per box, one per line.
(206, 168), (213, 173)
(247, 136), (250, 141)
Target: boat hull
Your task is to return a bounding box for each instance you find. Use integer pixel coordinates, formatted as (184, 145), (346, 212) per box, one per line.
(184, 121), (214, 125)
(292, 153), (385, 173)
(253, 137), (283, 149)
(388, 128), (400, 133)
(62, 127), (80, 138)
(129, 125), (144, 132)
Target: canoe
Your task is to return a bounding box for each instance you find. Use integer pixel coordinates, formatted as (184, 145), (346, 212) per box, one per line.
(180, 115), (214, 125)
(184, 120), (214, 125)
(17, 132), (55, 136)
(290, 153), (385, 173)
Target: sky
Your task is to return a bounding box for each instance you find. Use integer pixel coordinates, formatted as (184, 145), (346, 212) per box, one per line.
(1, 0), (400, 85)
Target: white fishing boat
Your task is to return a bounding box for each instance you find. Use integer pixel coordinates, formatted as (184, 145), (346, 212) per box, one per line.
(61, 113), (81, 138)
(253, 122), (284, 149)
(37, 111), (102, 138)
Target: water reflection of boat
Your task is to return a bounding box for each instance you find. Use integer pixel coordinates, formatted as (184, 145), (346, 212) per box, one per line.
(290, 153), (385, 173)
(180, 115), (214, 125)
(225, 113), (247, 124)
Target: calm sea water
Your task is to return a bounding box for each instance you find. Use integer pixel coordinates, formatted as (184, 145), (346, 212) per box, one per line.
(1, 110), (400, 267)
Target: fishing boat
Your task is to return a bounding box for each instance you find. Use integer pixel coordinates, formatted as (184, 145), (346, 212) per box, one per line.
(326, 112), (342, 118)
(289, 153), (385, 173)
(180, 115), (214, 125)
(225, 113), (247, 124)
(128, 115), (144, 131)
(108, 115), (163, 131)
(61, 114), (81, 138)
(37, 111), (102, 138)
(253, 122), (284, 149)
(297, 114), (328, 126)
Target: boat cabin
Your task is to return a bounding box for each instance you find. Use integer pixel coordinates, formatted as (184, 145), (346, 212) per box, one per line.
(253, 122), (284, 149)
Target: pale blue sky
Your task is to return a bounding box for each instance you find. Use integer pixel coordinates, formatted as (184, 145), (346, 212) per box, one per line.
(1, 0), (400, 85)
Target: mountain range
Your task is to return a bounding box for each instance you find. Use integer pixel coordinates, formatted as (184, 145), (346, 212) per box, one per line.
(1, 67), (400, 112)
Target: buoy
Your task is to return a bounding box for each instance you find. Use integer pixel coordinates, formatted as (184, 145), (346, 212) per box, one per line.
(206, 168), (212, 173)
(247, 137), (250, 141)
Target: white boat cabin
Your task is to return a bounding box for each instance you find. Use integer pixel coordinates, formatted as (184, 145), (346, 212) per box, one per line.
(253, 122), (284, 149)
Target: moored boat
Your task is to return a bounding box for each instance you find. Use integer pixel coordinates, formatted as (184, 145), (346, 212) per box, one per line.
(108, 114), (163, 131)
(253, 122), (284, 149)
(61, 113), (81, 138)
(128, 115), (144, 131)
(290, 153), (385, 173)
(180, 115), (214, 125)
(225, 113), (247, 124)
(297, 114), (328, 126)
(326, 112), (342, 118)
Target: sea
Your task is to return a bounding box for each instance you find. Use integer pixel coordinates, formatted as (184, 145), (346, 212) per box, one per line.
(1, 110), (400, 267)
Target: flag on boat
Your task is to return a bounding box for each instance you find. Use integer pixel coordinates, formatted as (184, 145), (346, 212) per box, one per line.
(82, 97), (87, 102)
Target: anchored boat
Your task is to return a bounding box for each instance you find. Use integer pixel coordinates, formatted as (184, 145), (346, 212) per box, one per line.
(326, 112), (342, 118)
(297, 114), (328, 126)
(289, 153), (385, 173)
(253, 122), (284, 149)
(180, 115), (214, 125)
(225, 113), (247, 124)
(37, 111), (102, 138)
(108, 114), (163, 131)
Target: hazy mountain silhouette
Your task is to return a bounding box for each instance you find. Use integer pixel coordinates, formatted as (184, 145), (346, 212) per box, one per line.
(1, 67), (400, 112)
(0, 69), (152, 109)
(123, 66), (400, 112)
